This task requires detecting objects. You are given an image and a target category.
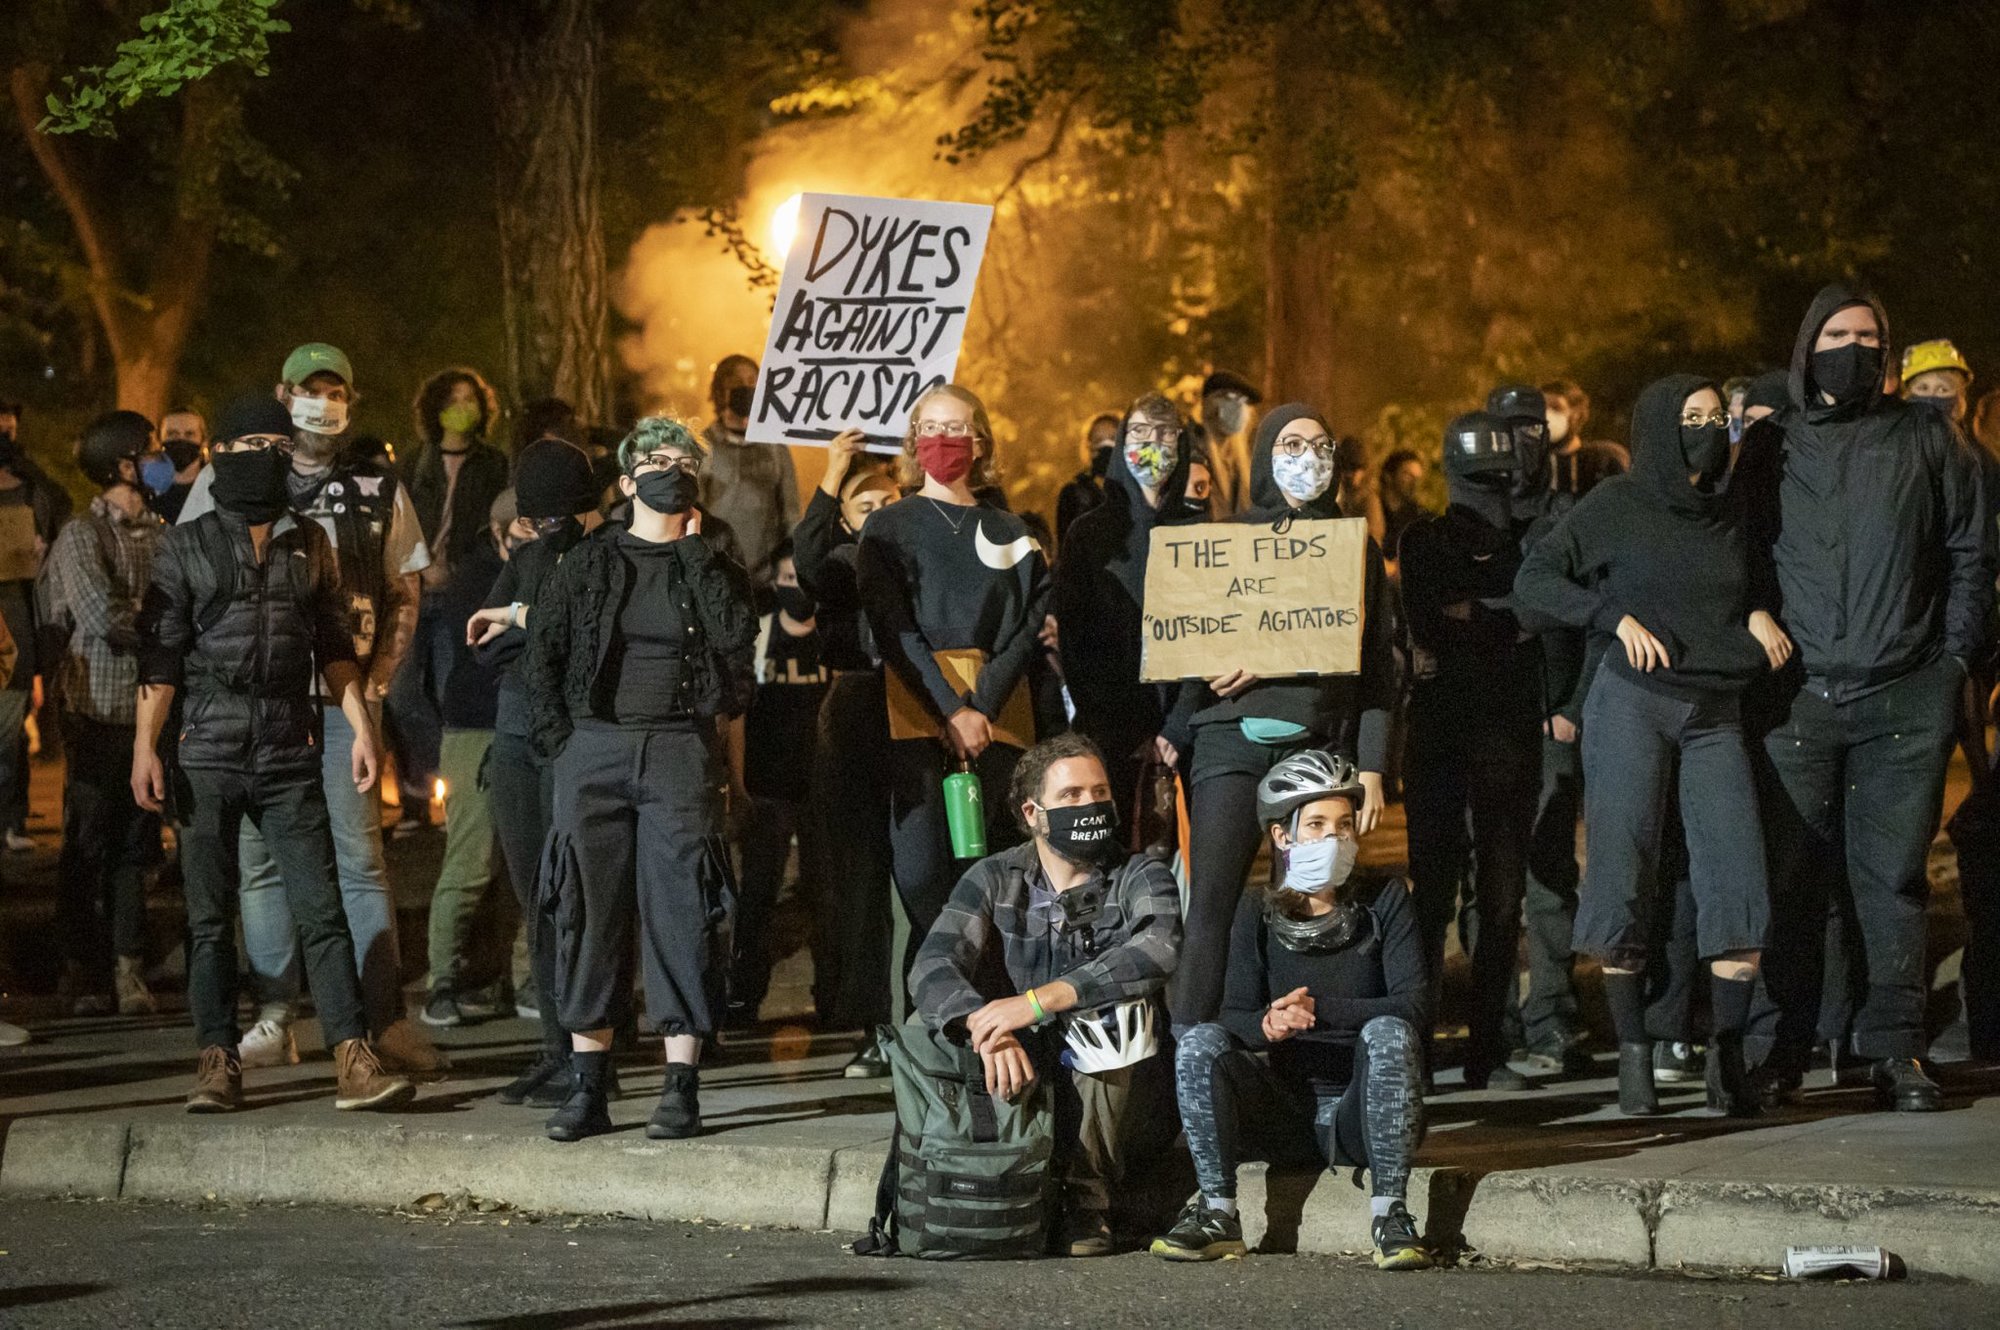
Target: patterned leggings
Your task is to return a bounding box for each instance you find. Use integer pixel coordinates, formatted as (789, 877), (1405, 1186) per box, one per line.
(1175, 1016), (1425, 1200)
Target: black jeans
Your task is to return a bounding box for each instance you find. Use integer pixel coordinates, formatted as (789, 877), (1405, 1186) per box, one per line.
(886, 735), (1022, 1003)
(1642, 791), (1704, 1042)
(488, 728), (565, 1054)
(1519, 734), (1584, 1044)
(814, 672), (895, 1029)
(731, 795), (824, 1017)
(180, 765), (367, 1051)
(55, 713), (159, 986)
(544, 723), (729, 1037)
(1752, 655), (1959, 1062)
(1405, 687), (1539, 1069)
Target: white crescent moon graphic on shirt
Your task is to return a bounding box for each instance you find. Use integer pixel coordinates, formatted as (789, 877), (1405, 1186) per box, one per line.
(974, 523), (1035, 571)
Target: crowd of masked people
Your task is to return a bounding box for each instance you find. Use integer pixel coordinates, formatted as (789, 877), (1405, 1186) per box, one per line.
(2, 278), (1996, 1269)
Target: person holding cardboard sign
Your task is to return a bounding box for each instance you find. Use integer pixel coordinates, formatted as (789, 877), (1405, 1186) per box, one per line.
(856, 384), (1051, 1004)
(1160, 404), (1397, 1032)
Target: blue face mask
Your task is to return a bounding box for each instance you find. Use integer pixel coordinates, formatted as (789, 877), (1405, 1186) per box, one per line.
(1271, 449), (1334, 504)
(1280, 833), (1358, 894)
(138, 454), (177, 496)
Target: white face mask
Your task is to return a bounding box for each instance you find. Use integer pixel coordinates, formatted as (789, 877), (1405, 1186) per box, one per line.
(1279, 832), (1358, 894)
(289, 394), (349, 437)
(1271, 449), (1334, 503)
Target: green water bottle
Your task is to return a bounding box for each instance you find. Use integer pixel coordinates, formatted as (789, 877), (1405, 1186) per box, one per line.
(943, 759), (988, 860)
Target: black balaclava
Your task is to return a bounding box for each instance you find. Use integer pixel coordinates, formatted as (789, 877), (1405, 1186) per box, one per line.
(1788, 282), (1891, 422)
(1630, 373), (1728, 518)
(1440, 410), (1519, 529)
(1486, 383), (1550, 503)
(775, 584), (815, 621)
(1742, 369), (1790, 416)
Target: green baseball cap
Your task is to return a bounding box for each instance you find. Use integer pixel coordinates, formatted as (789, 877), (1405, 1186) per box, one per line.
(282, 342), (354, 389)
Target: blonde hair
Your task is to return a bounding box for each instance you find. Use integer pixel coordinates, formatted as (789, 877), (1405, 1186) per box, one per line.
(899, 383), (1003, 491)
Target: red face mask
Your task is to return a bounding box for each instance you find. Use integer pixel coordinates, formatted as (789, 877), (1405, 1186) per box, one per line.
(916, 433), (976, 485)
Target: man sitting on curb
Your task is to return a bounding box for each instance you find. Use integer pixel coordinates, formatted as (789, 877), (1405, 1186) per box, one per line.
(909, 733), (1182, 1256)
(133, 395), (414, 1114)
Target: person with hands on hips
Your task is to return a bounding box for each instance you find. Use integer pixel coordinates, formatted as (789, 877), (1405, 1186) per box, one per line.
(910, 734), (1182, 1257)
(1152, 750), (1431, 1271)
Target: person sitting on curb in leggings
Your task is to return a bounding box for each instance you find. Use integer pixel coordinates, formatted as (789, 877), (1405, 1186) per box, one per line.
(525, 416), (756, 1143)
(1152, 750), (1431, 1271)
(910, 733), (1182, 1257)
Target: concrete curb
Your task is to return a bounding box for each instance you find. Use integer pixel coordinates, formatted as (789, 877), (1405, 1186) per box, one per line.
(7, 1117), (1999, 1280)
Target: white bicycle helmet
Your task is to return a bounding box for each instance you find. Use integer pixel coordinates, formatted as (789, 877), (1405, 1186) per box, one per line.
(1064, 999), (1159, 1074)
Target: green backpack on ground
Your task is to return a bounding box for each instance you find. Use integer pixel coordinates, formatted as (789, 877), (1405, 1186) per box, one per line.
(851, 1021), (1054, 1260)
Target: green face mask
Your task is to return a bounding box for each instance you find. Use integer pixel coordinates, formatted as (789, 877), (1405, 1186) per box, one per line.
(439, 403), (481, 437)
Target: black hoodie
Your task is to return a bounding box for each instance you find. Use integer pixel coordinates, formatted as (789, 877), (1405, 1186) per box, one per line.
(1054, 414), (1195, 759)
(1514, 374), (1771, 697)
(1162, 404), (1396, 767)
(1738, 282), (1991, 698)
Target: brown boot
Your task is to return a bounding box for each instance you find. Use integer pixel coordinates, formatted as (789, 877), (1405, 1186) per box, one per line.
(333, 1038), (416, 1111)
(187, 1045), (241, 1113)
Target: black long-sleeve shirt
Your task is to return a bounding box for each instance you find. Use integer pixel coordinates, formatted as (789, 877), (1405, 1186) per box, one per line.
(791, 488), (875, 672)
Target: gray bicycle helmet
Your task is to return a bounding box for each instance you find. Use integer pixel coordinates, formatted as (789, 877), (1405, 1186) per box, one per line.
(1255, 749), (1365, 828)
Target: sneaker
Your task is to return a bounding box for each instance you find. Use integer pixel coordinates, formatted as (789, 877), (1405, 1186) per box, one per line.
(1871, 1057), (1941, 1113)
(187, 1046), (242, 1113)
(456, 983), (509, 1022)
(4, 829), (33, 853)
(333, 1038), (416, 1111)
(391, 812), (430, 840)
(237, 1018), (300, 1069)
(115, 957), (157, 1016)
(375, 1017), (451, 1078)
(498, 1050), (570, 1106)
(1522, 1027), (1594, 1075)
(420, 991), (465, 1029)
(647, 1064), (702, 1139)
(1060, 1209), (1114, 1258)
(1149, 1195), (1245, 1262)
(1371, 1201), (1432, 1271)
(513, 997), (542, 1021)
(843, 1040), (890, 1079)
(1653, 1042), (1705, 1085)
(0, 1019), (29, 1047)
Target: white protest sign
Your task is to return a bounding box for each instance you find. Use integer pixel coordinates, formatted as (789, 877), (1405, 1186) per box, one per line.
(747, 192), (993, 453)
(1139, 518), (1368, 682)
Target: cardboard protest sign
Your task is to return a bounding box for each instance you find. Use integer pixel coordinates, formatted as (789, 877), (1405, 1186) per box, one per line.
(747, 192), (993, 453)
(1139, 518), (1368, 682)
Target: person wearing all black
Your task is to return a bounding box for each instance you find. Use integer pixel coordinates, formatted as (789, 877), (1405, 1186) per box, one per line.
(792, 434), (899, 1072)
(728, 540), (831, 1025)
(1515, 374), (1793, 1117)
(1398, 411), (1541, 1090)
(1054, 393), (1195, 833)
(524, 418), (757, 1143)
(1738, 285), (1991, 1111)
(465, 438), (603, 1107)
(857, 385), (1052, 1020)
(1152, 751), (1429, 1271)
(131, 394), (414, 1114)
(1159, 404), (1396, 1031)
(1054, 412), (1122, 547)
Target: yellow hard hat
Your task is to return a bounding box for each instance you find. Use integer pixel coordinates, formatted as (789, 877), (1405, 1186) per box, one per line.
(1901, 338), (1973, 385)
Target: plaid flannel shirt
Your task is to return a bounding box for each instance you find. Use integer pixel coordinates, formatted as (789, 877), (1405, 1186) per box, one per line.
(43, 495), (162, 725)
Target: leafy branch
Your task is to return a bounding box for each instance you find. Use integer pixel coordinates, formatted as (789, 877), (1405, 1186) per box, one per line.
(39, 0), (291, 137)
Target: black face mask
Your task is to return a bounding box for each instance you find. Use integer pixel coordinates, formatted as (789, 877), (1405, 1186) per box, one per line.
(726, 385), (755, 419)
(0, 431), (18, 464)
(1810, 343), (1884, 407)
(1089, 445), (1112, 478)
(210, 448), (293, 524)
(164, 439), (204, 472)
(1039, 799), (1121, 866)
(633, 467), (698, 515)
(1680, 423), (1731, 484)
(775, 585), (815, 621)
(1507, 422), (1549, 496)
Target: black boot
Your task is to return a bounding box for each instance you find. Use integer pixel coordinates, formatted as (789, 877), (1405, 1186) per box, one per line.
(1871, 1057), (1942, 1113)
(1705, 1035), (1759, 1118)
(533, 1055), (622, 1108)
(647, 1063), (702, 1140)
(545, 1052), (614, 1142)
(498, 1048), (569, 1106)
(1617, 1042), (1660, 1116)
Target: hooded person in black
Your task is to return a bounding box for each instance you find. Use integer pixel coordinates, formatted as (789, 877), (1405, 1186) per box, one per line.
(1055, 393), (1195, 830)
(1737, 284), (1991, 1113)
(1159, 404), (1397, 1031)
(1398, 411), (1541, 1090)
(1516, 374), (1793, 1117)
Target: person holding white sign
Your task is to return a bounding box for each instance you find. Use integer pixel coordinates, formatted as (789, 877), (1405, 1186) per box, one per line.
(1160, 404), (1397, 1032)
(857, 384), (1051, 998)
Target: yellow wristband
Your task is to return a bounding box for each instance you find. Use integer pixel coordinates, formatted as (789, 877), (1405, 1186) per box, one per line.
(1025, 988), (1045, 1022)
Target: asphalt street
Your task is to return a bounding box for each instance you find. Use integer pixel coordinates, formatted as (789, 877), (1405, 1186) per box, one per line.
(0, 1198), (1988, 1330)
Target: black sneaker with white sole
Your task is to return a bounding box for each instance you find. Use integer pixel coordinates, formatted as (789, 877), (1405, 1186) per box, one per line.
(1371, 1202), (1433, 1271)
(420, 991), (464, 1029)
(1150, 1195), (1245, 1261)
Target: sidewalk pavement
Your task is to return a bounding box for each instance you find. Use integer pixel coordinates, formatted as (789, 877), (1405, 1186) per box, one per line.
(5, 1009), (1998, 1282)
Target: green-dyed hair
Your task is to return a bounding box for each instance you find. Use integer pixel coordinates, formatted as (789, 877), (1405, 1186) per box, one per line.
(617, 416), (705, 474)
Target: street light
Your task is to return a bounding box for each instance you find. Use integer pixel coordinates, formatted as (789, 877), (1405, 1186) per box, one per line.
(770, 193), (803, 261)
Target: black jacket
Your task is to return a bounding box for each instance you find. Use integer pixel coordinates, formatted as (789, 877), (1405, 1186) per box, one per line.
(524, 523), (756, 759)
(137, 511), (358, 775)
(791, 488), (876, 672)
(1399, 503), (1542, 716)
(402, 440), (512, 572)
(1739, 282), (1992, 699)
(474, 521), (586, 740)
(1054, 417), (1195, 761)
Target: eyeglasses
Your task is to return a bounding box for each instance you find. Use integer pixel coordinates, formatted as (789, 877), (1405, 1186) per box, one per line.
(915, 420), (976, 439)
(216, 435), (293, 454)
(633, 452), (700, 475)
(1125, 422), (1178, 444)
(1273, 436), (1334, 459)
(1679, 410), (1731, 428)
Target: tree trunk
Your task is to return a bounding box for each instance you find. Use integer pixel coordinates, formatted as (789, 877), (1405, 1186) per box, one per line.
(1261, 26), (1344, 419)
(484, 0), (611, 428)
